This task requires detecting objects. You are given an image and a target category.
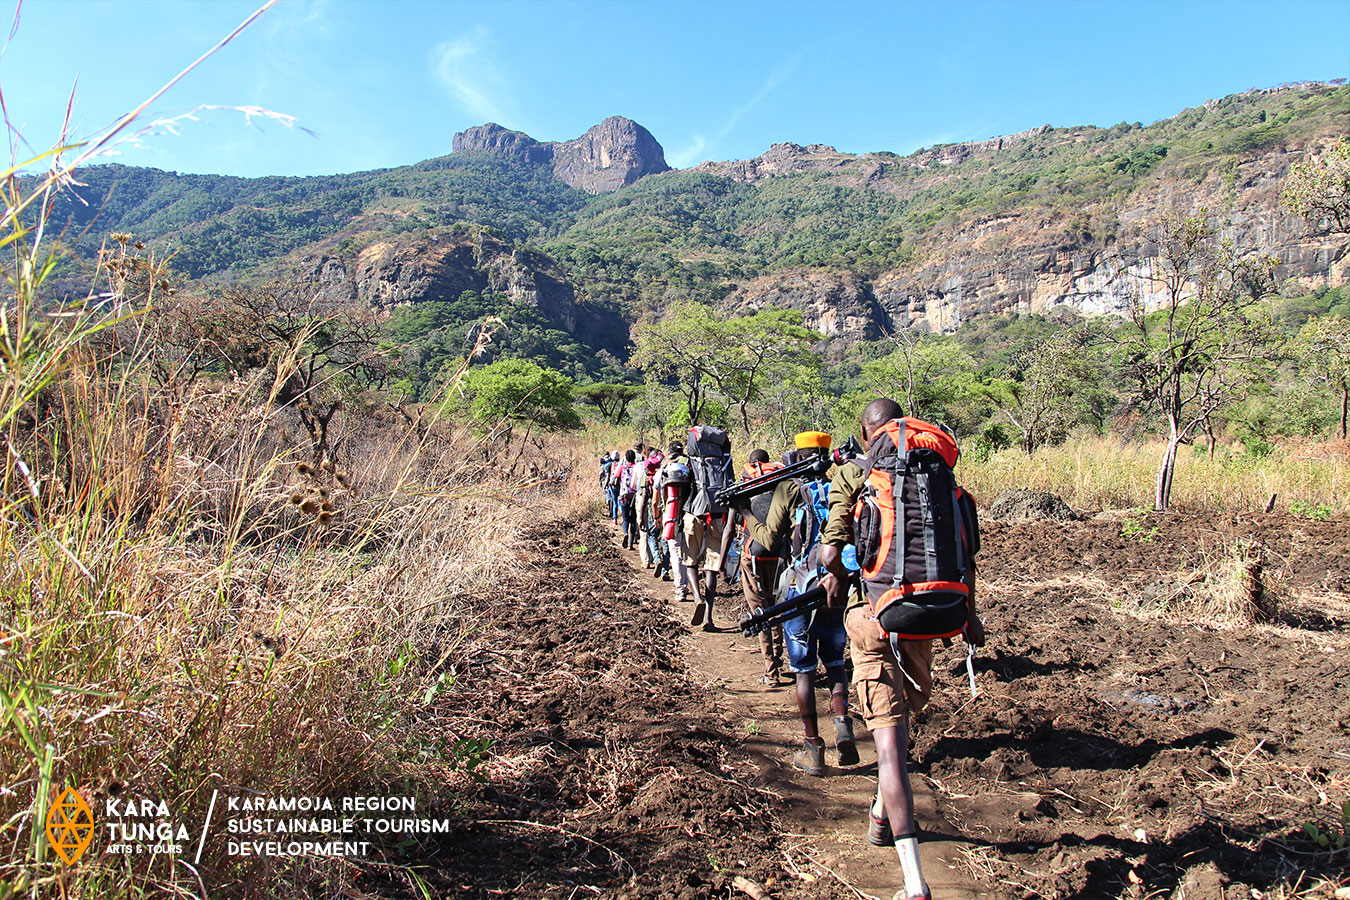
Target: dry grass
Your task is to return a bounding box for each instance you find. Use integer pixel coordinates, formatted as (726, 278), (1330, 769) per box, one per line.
(1101, 536), (1285, 628)
(1, 332), (575, 896)
(959, 435), (1350, 514)
(0, 206), (582, 899)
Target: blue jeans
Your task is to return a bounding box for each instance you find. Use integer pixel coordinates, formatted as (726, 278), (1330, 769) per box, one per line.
(782, 601), (846, 674)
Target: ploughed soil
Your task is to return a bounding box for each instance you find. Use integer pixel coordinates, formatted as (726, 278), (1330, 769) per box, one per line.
(399, 506), (1350, 900)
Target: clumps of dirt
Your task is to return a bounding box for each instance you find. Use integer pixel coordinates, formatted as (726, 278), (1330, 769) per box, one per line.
(987, 488), (1078, 522)
(394, 512), (837, 900)
(914, 509), (1350, 899)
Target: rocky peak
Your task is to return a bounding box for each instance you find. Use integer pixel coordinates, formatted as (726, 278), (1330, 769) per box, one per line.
(551, 116), (670, 193)
(450, 115), (669, 194)
(450, 123), (553, 165)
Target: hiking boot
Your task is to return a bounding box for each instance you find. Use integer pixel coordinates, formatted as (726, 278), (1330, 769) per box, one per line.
(621, 535), (630, 549)
(792, 738), (825, 776)
(835, 716), (859, 767)
(867, 809), (893, 847)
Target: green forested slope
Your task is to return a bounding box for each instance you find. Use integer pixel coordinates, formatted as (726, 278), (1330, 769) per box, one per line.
(46, 84), (1349, 301)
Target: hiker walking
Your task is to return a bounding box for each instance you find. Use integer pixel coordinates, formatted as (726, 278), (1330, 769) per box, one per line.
(740, 431), (857, 775)
(819, 398), (985, 900)
(618, 449), (641, 550)
(683, 425), (735, 631)
(659, 441), (698, 605)
(600, 451), (617, 519)
(720, 449), (785, 684)
(606, 449), (623, 526)
(634, 442), (654, 566)
(637, 445), (662, 569)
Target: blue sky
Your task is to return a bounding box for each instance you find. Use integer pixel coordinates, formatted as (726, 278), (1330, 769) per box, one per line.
(2, 0), (1347, 178)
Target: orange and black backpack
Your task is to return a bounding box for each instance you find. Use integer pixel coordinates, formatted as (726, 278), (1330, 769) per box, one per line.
(852, 417), (980, 640)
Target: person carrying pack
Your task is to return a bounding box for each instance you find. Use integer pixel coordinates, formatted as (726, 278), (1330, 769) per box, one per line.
(641, 447), (665, 573)
(720, 449), (785, 685)
(683, 425), (734, 631)
(634, 441), (655, 567)
(659, 441), (698, 606)
(818, 398), (985, 900)
(618, 449), (641, 550)
(739, 430), (858, 776)
(599, 451), (617, 519)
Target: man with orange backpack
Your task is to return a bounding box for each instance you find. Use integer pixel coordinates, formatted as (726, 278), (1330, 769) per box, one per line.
(819, 398), (985, 900)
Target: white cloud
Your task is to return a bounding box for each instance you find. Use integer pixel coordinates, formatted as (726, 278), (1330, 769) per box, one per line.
(430, 27), (514, 127)
(667, 135), (706, 169)
(672, 54), (804, 166)
(711, 54), (802, 148)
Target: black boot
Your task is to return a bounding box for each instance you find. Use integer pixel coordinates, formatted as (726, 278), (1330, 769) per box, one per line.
(835, 715), (859, 767)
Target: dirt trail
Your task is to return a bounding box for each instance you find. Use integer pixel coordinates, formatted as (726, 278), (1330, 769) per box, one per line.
(415, 505), (1349, 900)
(634, 549), (986, 900)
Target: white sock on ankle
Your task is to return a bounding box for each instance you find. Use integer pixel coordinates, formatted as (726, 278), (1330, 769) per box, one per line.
(895, 835), (926, 897)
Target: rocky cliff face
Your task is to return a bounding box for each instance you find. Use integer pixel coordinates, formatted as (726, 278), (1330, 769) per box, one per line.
(291, 228), (587, 334)
(721, 270), (890, 342)
(870, 154), (1349, 334)
(718, 139), (1347, 338)
(451, 116), (669, 193)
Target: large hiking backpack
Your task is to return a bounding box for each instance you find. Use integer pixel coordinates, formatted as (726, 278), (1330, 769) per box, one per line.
(788, 475), (832, 584)
(741, 460), (784, 559)
(853, 417), (980, 640)
(685, 426), (734, 517)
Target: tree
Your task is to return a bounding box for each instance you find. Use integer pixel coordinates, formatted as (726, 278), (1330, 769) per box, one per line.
(986, 327), (1109, 455)
(1118, 214), (1278, 510)
(1282, 136), (1350, 235)
(577, 383), (642, 424)
(228, 285), (392, 466)
(458, 359), (580, 446)
(1294, 316), (1350, 438)
(758, 361), (834, 449)
(632, 303), (819, 435)
(858, 332), (984, 432)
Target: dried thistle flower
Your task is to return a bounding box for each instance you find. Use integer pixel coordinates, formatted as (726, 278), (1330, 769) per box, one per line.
(316, 511), (334, 526)
(335, 472), (350, 487)
(301, 499), (321, 515)
(289, 492), (305, 507)
(296, 462), (315, 477)
(320, 500), (334, 513)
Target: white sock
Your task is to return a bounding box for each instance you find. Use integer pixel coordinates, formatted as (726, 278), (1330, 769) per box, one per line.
(872, 789), (886, 820)
(895, 835), (927, 897)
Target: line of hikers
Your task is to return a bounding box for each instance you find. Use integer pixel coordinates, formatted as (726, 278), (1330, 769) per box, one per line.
(597, 398), (986, 900)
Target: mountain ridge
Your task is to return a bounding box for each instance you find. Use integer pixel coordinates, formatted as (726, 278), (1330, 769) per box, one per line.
(43, 81), (1350, 367)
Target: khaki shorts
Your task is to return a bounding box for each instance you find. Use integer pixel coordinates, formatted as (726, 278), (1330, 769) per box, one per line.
(844, 605), (934, 730)
(681, 513), (725, 572)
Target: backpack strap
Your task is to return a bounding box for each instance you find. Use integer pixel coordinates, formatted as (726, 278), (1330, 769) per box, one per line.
(889, 419), (909, 593)
(889, 634), (925, 692)
(951, 485), (969, 579)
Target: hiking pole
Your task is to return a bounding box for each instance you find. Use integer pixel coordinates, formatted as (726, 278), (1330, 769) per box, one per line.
(739, 584), (828, 637)
(715, 455), (830, 509)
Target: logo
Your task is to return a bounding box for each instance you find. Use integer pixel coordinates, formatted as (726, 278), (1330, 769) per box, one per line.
(45, 787), (95, 864)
